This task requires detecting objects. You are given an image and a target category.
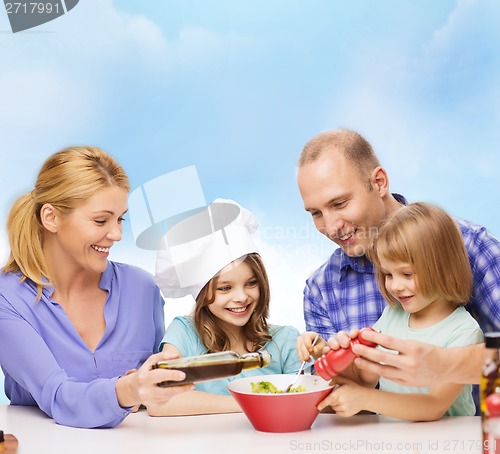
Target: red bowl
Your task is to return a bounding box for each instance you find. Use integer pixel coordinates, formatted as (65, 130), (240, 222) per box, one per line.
(228, 374), (333, 432)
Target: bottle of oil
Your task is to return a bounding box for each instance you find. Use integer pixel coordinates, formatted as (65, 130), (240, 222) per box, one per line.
(153, 350), (271, 387)
(481, 333), (500, 454)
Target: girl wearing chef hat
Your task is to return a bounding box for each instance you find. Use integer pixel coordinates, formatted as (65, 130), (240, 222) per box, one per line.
(148, 199), (302, 416)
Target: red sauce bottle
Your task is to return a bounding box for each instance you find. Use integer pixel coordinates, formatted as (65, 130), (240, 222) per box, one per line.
(314, 327), (377, 381)
(486, 393), (500, 454)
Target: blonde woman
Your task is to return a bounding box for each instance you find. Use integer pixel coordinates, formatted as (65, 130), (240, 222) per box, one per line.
(0, 147), (191, 428)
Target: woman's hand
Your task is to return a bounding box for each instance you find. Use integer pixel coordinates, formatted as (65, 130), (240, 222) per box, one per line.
(123, 369), (140, 412)
(296, 331), (325, 362)
(116, 351), (194, 410)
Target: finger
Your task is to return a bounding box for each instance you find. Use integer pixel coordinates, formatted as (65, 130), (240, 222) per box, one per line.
(296, 339), (311, 362)
(353, 357), (405, 384)
(154, 350), (183, 362)
(329, 375), (350, 386)
(353, 330), (401, 352)
(150, 368), (187, 386)
(142, 351), (181, 373)
(312, 339), (327, 358)
(348, 328), (360, 339)
(161, 383), (195, 396)
(317, 392), (336, 411)
(336, 331), (351, 348)
(352, 343), (399, 365)
(326, 336), (341, 350)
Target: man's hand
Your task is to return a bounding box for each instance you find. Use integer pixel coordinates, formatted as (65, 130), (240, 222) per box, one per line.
(351, 330), (484, 386)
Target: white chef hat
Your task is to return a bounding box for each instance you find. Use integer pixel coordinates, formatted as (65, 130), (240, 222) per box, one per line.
(155, 198), (259, 300)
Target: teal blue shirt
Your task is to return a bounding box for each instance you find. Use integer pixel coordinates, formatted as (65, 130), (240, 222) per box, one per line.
(162, 316), (302, 395)
(373, 305), (484, 416)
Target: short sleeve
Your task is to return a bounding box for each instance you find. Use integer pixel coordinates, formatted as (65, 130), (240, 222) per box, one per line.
(161, 316), (206, 357)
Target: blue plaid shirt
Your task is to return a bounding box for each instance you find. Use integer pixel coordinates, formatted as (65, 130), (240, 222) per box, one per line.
(303, 205), (500, 339)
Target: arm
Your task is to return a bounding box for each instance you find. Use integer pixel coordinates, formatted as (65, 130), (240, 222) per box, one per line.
(145, 344), (241, 416)
(0, 296), (190, 428)
(147, 390), (241, 416)
(462, 221), (500, 331)
(351, 330), (485, 386)
(318, 376), (466, 421)
(115, 350), (193, 410)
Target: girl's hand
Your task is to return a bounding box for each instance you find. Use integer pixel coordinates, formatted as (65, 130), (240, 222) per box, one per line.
(317, 376), (368, 416)
(296, 332), (325, 362)
(116, 351), (194, 410)
(324, 329), (359, 354)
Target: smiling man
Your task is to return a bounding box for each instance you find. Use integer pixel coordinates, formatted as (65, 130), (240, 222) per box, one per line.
(296, 129), (500, 342)
(296, 129), (405, 337)
(294, 129), (500, 409)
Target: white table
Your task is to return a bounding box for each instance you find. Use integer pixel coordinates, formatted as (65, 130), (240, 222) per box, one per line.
(0, 405), (484, 454)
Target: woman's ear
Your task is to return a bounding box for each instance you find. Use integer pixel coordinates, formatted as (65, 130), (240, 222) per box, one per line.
(39, 203), (59, 233)
(370, 166), (389, 197)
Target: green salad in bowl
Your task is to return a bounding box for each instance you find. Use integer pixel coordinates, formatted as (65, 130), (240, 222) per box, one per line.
(250, 380), (307, 394)
(228, 374), (334, 432)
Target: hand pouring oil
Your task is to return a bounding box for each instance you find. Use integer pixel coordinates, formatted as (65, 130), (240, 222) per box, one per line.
(153, 350), (271, 387)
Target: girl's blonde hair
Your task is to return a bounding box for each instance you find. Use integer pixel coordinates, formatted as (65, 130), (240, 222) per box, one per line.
(3, 146), (130, 299)
(369, 202), (472, 307)
(194, 253), (272, 353)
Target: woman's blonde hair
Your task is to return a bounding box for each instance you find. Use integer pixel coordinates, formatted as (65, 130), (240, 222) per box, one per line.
(194, 253), (272, 353)
(3, 146), (130, 299)
(369, 202), (472, 307)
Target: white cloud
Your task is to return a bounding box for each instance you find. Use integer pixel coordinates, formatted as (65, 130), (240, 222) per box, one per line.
(0, 0), (235, 265)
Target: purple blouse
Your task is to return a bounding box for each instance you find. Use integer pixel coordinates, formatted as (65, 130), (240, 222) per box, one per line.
(0, 261), (164, 428)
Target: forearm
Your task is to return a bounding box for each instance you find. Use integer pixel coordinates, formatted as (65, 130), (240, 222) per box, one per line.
(332, 364), (378, 388)
(353, 331), (486, 387)
(361, 389), (449, 422)
(116, 373), (140, 408)
(147, 390), (242, 416)
(445, 343), (485, 384)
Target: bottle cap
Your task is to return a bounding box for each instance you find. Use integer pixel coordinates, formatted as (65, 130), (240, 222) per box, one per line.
(485, 333), (500, 349)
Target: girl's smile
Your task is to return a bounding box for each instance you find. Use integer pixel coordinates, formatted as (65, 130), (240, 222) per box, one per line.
(378, 256), (455, 327)
(208, 260), (260, 329)
(225, 304), (252, 315)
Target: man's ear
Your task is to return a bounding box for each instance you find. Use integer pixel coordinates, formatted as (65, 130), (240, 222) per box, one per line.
(39, 204), (59, 233)
(370, 166), (390, 197)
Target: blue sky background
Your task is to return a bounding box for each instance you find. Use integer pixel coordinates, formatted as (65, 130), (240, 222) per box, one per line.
(0, 0), (499, 402)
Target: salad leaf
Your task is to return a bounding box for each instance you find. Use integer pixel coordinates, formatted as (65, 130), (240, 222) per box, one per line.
(250, 381), (307, 393)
